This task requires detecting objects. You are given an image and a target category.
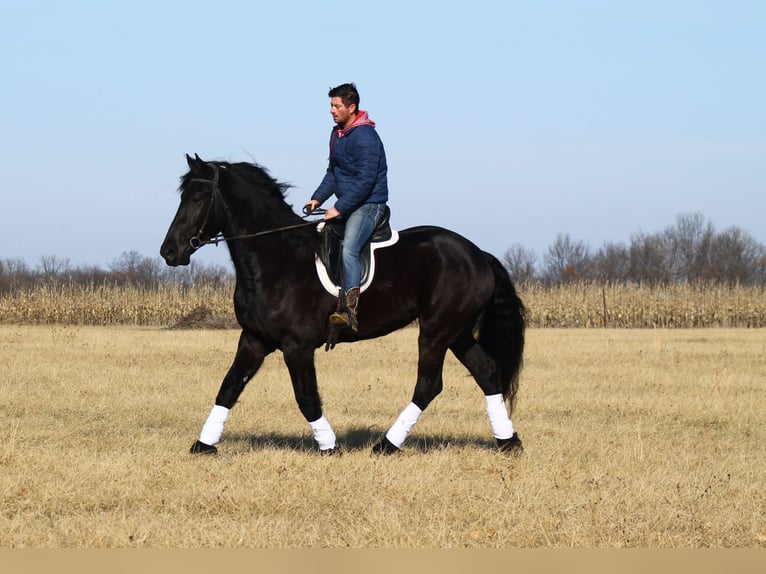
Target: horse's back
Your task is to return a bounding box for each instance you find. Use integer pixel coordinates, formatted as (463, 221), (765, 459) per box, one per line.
(366, 225), (498, 321)
(396, 225), (494, 270)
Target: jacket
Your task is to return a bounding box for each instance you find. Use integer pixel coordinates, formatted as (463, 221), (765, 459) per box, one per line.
(311, 110), (388, 216)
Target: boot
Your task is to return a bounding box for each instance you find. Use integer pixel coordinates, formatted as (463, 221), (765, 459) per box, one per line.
(329, 287), (360, 332)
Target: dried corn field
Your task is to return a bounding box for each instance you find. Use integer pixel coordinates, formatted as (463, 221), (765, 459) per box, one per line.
(0, 281), (764, 328)
(0, 282), (234, 327)
(522, 282), (766, 328)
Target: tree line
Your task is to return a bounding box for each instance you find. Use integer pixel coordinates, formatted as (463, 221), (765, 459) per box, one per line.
(504, 213), (766, 286)
(2, 212), (765, 292)
(0, 251), (232, 293)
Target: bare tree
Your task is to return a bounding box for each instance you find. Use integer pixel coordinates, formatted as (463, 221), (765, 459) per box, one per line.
(38, 255), (71, 280)
(592, 241), (630, 283)
(503, 243), (538, 285)
(161, 259), (233, 287)
(706, 226), (764, 284)
(628, 232), (672, 284)
(109, 251), (163, 287)
(0, 258), (34, 291)
(543, 233), (590, 284)
(667, 212), (714, 281)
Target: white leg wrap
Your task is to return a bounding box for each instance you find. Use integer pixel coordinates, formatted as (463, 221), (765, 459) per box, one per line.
(486, 394), (514, 439)
(309, 415), (337, 451)
(385, 402), (423, 448)
(199, 404), (230, 446)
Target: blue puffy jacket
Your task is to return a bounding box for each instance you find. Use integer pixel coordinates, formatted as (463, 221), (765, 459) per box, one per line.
(311, 110), (388, 216)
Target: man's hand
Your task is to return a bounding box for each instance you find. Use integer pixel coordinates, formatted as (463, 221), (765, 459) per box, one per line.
(324, 207), (341, 220)
(303, 200), (320, 214)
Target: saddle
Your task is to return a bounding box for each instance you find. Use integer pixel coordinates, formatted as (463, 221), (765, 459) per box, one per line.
(316, 205), (398, 295)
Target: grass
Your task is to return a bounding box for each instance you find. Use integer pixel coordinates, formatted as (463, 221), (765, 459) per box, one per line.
(1, 325), (764, 547)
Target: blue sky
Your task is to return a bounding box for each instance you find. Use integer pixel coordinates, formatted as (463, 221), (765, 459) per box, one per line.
(2, 1), (764, 269)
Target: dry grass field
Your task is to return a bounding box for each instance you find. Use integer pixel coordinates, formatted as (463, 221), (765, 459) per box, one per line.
(1, 325), (764, 548)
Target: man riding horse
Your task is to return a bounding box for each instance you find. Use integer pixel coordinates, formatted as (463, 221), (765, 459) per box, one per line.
(305, 83), (389, 333)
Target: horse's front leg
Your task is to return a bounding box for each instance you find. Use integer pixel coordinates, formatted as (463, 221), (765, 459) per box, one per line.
(372, 331), (449, 455)
(190, 331), (273, 455)
(282, 343), (337, 454)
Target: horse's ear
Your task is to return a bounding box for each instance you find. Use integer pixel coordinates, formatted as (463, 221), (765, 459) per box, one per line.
(186, 153), (209, 175)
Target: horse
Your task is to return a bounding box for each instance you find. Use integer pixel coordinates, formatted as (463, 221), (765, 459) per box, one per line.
(160, 154), (525, 456)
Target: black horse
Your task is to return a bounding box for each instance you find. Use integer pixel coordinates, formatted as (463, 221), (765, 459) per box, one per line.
(160, 154), (525, 455)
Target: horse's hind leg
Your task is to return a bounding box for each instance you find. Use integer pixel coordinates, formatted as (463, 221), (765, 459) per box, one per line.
(450, 331), (523, 454)
(190, 331), (273, 455)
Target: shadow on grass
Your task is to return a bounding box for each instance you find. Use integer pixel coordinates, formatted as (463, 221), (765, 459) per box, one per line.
(224, 426), (497, 454)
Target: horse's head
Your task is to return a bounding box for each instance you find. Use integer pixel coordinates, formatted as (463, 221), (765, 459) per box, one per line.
(161, 154), (227, 266)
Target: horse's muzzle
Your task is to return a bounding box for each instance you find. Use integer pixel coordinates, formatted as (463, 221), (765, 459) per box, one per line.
(160, 238), (191, 266)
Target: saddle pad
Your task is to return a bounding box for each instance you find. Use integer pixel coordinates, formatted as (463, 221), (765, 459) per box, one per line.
(314, 230), (400, 296)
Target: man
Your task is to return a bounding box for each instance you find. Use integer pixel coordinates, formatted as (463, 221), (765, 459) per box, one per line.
(305, 83), (389, 332)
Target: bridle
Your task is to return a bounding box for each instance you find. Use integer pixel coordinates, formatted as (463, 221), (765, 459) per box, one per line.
(187, 165), (326, 250)
(188, 165), (223, 249)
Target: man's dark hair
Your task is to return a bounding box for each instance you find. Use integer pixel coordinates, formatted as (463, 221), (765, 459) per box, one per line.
(328, 83), (360, 111)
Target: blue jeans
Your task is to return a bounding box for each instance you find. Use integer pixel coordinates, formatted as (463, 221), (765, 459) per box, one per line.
(341, 203), (387, 292)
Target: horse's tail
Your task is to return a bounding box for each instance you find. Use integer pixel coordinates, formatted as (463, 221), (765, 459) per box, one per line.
(477, 252), (526, 413)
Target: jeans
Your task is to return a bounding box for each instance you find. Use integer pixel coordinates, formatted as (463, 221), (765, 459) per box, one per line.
(341, 202), (387, 292)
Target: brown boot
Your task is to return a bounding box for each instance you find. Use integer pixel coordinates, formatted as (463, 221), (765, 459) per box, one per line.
(329, 287), (360, 332)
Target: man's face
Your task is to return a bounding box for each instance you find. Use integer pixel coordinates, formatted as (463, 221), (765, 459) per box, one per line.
(330, 96), (356, 128)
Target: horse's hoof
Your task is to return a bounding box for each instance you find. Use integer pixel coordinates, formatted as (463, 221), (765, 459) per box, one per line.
(497, 433), (524, 456)
(319, 447), (339, 456)
(371, 436), (400, 456)
(190, 440), (218, 455)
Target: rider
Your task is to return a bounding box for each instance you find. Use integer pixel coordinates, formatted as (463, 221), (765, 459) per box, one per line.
(305, 83), (389, 333)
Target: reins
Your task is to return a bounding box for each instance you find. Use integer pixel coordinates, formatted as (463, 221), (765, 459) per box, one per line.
(188, 166), (326, 250)
(192, 218), (326, 248)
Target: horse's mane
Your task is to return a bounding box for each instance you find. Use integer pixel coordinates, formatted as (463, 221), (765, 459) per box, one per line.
(180, 159), (298, 220)
(186, 159), (318, 255)
(217, 160), (292, 200)
(180, 160), (290, 198)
